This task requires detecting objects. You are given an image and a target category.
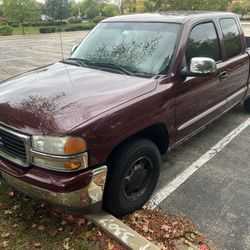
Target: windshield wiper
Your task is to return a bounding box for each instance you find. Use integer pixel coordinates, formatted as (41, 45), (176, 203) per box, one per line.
(62, 58), (137, 77)
(87, 62), (135, 76)
(61, 58), (88, 67)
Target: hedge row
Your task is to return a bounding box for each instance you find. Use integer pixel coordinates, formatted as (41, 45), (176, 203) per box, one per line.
(39, 26), (57, 33)
(0, 25), (13, 36)
(39, 23), (96, 33)
(92, 16), (107, 23)
(64, 22), (96, 31)
(5, 16), (105, 28)
(5, 21), (68, 28)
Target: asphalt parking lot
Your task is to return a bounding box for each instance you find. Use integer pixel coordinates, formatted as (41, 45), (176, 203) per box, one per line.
(150, 108), (250, 250)
(0, 28), (250, 250)
(0, 31), (88, 82)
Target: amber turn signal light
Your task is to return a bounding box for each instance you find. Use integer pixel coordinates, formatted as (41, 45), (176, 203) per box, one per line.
(64, 161), (82, 170)
(64, 137), (87, 155)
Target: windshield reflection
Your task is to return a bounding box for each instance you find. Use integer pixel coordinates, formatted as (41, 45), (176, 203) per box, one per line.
(72, 22), (181, 77)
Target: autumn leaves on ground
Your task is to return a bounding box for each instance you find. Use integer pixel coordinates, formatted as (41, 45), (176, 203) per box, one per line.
(0, 184), (211, 250)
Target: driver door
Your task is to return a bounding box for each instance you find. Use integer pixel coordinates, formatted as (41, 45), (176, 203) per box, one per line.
(175, 21), (228, 141)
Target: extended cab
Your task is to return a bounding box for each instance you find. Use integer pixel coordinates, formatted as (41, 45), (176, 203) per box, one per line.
(0, 12), (250, 217)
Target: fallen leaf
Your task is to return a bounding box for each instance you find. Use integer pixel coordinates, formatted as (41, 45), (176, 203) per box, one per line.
(77, 218), (86, 227)
(38, 225), (46, 231)
(184, 239), (193, 246)
(34, 242), (42, 248)
(142, 224), (149, 232)
(190, 233), (196, 239)
(1, 232), (10, 238)
(85, 230), (92, 238)
(4, 210), (12, 215)
(13, 205), (20, 210)
(107, 241), (114, 250)
(199, 244), (209, 250)
(66, 214), (74, 222)
(12, 224), (19, 229)
(63, 238), (70, 250)
(8, 191), (15, 198)
(161, 225), (172, 232)
(51, 229), (58, 237)
(61, 220), (67, 226)
(3, 241), (9, 248)
(40, 203), (45, 208)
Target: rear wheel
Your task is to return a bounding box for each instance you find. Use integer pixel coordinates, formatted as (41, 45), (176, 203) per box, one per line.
(103, 138), (161, 217)
(244, 97), (250, 113)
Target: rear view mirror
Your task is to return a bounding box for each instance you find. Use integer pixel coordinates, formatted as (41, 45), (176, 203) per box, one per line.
(182, 57), (217, 77)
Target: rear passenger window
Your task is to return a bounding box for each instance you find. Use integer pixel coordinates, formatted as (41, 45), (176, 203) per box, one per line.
(185, 22), (221, 64)
(220, 18), (242, 58)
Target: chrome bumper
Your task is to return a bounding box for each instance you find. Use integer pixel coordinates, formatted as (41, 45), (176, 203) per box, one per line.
(1, 166), (107, 211)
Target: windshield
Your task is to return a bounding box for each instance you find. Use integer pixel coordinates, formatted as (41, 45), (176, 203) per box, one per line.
(71, 22), (181, 77)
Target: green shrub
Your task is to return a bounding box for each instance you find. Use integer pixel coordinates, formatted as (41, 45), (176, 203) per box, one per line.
(36, 21), (67, 27)
(64, 22), (96, 32)
(23, 22), (31, 27)
(8, 22), (19, 28)
(30, 22), (45, 27)
(0, 25), (13, 36)
(92, 16), (107, 23)
(68, 18), (82, 24)
(39, 26), (56, 34)
(46, 21), (67, 26)
(56, 27), (63, 32)
(7, 22), (18, 27)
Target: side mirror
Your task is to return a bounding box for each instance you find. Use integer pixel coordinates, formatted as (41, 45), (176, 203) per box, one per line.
(181, 57), (217, 77)
(71, 44), (78, 55)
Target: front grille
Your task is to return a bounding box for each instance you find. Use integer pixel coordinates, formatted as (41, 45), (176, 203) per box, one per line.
(0, 126), (30, 166)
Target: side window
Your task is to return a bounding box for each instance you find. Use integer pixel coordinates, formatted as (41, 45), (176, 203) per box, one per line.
(220, 18), (242, 59)
(185, 22), (221, 65)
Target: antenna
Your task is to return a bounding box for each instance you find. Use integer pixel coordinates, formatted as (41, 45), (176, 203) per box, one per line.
(58, 23), (64, 60)
(58, 22), (74, 87)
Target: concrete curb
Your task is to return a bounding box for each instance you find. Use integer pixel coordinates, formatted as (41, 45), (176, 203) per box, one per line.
(86, 210), (160, 250)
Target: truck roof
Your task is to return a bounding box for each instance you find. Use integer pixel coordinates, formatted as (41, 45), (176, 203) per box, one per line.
(103, 11), (237, 24)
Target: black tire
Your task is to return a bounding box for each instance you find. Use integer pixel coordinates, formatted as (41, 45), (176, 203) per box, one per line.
(244, 97), (250, 113)
(103, 138), (161, 217)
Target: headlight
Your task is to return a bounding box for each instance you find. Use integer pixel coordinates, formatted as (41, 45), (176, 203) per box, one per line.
(31, 136), (88, 172)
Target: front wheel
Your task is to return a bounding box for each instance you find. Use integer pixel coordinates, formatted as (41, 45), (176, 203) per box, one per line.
(103, 138), (161, 217)
(244, 97), (250, 113)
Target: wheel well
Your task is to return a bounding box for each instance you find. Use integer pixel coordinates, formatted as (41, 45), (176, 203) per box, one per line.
(107, 123), (169, 163)
(136, 123), (169, 154)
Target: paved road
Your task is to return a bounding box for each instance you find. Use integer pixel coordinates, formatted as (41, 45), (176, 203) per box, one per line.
(0, 29), (250, 250)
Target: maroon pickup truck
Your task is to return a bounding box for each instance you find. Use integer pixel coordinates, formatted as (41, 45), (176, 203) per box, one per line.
(0, 12), (250, 217)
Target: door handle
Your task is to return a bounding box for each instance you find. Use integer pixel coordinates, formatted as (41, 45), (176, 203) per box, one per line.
(219, 71), (228, 81)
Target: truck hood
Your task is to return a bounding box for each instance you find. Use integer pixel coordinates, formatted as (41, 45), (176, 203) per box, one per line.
(0, 62), (156, 135)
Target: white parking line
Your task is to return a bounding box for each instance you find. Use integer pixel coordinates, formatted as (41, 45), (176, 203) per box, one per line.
(147, 118), (250, 210)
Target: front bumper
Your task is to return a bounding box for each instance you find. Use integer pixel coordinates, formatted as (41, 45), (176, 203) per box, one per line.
(1, 165), (107, 212)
